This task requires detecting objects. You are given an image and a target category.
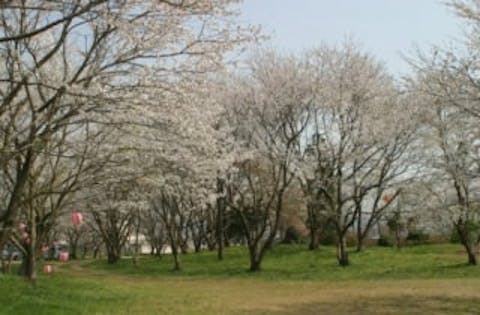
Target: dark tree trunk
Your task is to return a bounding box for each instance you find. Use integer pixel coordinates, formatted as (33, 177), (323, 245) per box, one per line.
(18, 241), (29, 277)
(356, 235), (364, 253)
(463, 242), (477, 266)
(107, 252), (120, 264)
(193, 241), (201, 253)
(394, 228), (402, 249)
(70, 240), (78, 260)
(190, 224), (203, 253)
(93, 247), (100, 259)
(132, 214), (141, 267)
(18, 213), (37, 285)
(216, 177), (225, 261)
(457, 223), (477, 266)
(467, 246), (477, 265)
(155, 245), (163, 258)
(356, 208), (363, 252)
(171, 244), (181, 271)
(18, 254), (29, 277)
(0, 150), (33, 254)
(28, 243), (36, 285)
(307, 204), (319, 250)
(28, 212), (37, 286)
(224, 234), (230, 247)
(82, 245), (88, 259)
(337, 235), (349, 267)
(249, 258), (262, 272)
(206, 236), (216, 251)
(1, 256), (12, 274)
(308, 230), (320, 250)
(180, 243), (188, 255)
(106, 245), (121, 264)
(248, 244), (264, 272)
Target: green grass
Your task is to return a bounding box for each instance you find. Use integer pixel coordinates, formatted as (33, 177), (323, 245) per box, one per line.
(2, 243), (480, 314)
(88, 243), (480, 281)
(0, 272), (133, 315)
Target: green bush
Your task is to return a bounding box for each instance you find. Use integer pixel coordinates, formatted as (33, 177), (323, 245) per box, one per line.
(318, 222), (337, 245)
(377, 235), (393, 247)
(406, 231), (430, 245)
(346, 234), (357, 247)
(281, 226), (305, 244)
(450, 228), (460, 243)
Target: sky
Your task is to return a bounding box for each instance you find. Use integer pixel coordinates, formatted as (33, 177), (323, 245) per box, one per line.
(240, 0), (464, 76)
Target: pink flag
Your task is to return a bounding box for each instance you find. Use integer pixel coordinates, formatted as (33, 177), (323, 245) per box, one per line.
(71, 211), (83, 225)
(59, 252), (69, 262)
(43, 265), (53, 274)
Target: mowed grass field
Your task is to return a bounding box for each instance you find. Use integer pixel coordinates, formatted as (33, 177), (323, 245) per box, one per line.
(2, 244), (480, 314)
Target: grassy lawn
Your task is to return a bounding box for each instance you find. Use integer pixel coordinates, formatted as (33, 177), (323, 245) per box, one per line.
(2, 243), (480, 314)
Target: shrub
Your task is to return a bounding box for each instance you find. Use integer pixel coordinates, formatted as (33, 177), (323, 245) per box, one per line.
(319, 229), (337, 246)
(281, 226), (305, 244)
(450, 228), (460, 244)
(406, 231), (429, 245)
(346, 234), (357, 247)
(377, 235), (393, 247)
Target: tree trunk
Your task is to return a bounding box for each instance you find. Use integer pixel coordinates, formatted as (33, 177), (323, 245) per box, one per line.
(224, 234), (230, 247)
(248, 243), (264, 272)
(18, 248), (30, 277)
(457, 223), (477, 266)
(0, 254), (11, 274)
(395, 228), (402, 249)
(336, 235), (349, 267)
(216, 178), (224, 261)
(355, 237), (363, 253)
(463, 242), (477, 266)
(307, 204), (319, 250)
(308, 230), (320, 250)
(1, 256), (12, 274)
(206, 239), (216, 251)
(155, 245), (163, 258)
(93, 247), (99, 259)
(133, 215), (140, 267)
(82, 245), (88, 259)
(249, 258), (261, 272)
(107, 252), (120, 264)
(0, 150), (33, 255)
(28, 235), (37, 286)
(70, 239), (78, 260)
(193, 241), (201, 253)
(21, 210), (37, 285)
(171, 244), (181, 271)
(106, 245), (121, 264)
(467, 247), (477, 265)
(180, 242), (188, 254)
(355, 204), (364, 252)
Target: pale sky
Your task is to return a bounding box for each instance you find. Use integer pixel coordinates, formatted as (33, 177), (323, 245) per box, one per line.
(240, 0), (464, 76)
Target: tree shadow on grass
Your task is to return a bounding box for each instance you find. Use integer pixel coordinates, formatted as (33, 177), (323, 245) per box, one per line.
(241, 295), (480, 315)
(438, 262), (475, 269)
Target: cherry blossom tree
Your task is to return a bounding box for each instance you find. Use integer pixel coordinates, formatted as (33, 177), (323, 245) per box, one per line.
(1, 122), (109, 280)
(407, 71), (480, 264)
(0, 0), (258, 276)
(406, 0), (480, 264)
(221, 51), (312, 271)
(297, 42), (418, 265)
